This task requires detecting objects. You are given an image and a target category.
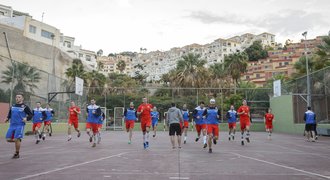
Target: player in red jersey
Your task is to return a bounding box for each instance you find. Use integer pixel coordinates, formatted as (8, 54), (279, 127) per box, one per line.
(67, 101), (81, 141)
(237, 99), (251, 146)
(264, 108), (275, 140)
(137, 97), (153, 149)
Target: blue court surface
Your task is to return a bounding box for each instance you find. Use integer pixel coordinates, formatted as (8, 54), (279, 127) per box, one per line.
(0, 131), (330, 180)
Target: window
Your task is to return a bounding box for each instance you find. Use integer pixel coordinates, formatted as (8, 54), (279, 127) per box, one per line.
(64, 41), (71, 48)
(79, 53), (83, 58)
(265, 65), (268, 69)
(279, 62), (282, 66)
(246, 76), (250, 80)
(29, 25), (36, 34)
(41, 30), (53, 39)
(284, 62), (289, 65)
(86, 55), (91, 61)
(256, 74), (260, 78)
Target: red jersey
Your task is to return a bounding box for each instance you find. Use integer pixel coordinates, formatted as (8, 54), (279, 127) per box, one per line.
(137, 103), (153, 121)
(237, 105), (250, 121)
(69, 106), (80, 120)
(264, 113), (274, 125)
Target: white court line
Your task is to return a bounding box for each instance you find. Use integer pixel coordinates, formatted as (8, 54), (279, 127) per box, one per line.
(231, 152), (330, 179)
(14, 152), (128, 180)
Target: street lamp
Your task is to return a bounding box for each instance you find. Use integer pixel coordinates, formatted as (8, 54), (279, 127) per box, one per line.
(302, 31), (311, 107)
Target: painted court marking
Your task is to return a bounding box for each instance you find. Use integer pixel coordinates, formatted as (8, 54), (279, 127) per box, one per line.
(14, 152), (129, 180)
(231, 153), (330, 179)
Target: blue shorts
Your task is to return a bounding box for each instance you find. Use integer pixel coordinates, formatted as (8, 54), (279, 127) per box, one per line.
(6, 125), (25, 140)
(152, 121), (158, 127)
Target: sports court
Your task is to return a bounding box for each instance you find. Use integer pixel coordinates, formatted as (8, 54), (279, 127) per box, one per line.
(0, 131), (329, 180)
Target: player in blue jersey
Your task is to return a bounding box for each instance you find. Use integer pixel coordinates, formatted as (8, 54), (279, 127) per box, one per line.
(151, 107), (160, 138)
(181, 104), (190, 144)
(42, 103), (55, 140)
(5, 93), (33, 159)
(96, 111), (105, 144)
(304, 106), (316, 142)
(226, 105), (237, 141)
(124, 102), (138, 144)
(192, 101), (207, 148)
(86, 99), (102, 147)
(32, 102), (47, 144)
(203, 99), (221, 153)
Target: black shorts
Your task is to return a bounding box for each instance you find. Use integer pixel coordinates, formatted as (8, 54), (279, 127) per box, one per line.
(305, 124), (316, 131)
(169, 123), (181, 136)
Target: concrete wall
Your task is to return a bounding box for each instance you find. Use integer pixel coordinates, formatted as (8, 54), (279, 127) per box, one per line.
(270, 95), (330, 134)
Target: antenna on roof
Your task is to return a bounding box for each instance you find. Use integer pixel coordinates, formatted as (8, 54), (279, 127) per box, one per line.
(42, 12), (45, 22)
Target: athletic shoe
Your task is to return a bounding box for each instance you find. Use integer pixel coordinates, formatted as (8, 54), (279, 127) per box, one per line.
(49, 133), (52, 136)
(203, 143), (207, 148)
(153, 134), (156, 138)
(143, 143), (147, 149)
(12, 153), (19, 159)
(92, 143), (96, 147)
(36, 140), (40, 144)
(39, 133), (42, 139)
(67, 137), (72, 141)
(241, 140), (244, 146)
(42, 134), (46, 141)
(89, 136), (93, 143)
(77, 132), (81, 138)
(228, 137), (231, 141)
(128, 141), (131, 144)
(146, 141), (149, 148)
(232, 135), (235, 140)
(315, 136), (318, 140)
(178, 146), (181, 149)
(184, 140), (186, 144)
(195, 137), (199, 142)
(97, 136), (101, 144)
(208, 148), (212, 153)
(213, 138), (217, 145)
(246, 137), (250, 143)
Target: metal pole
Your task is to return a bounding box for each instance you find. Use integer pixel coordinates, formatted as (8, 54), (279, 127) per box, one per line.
(302, 32), (311, 107)
(3, 32), (15, 105)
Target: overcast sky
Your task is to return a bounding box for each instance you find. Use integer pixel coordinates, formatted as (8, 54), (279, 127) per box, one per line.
(2, 0), (330, 54)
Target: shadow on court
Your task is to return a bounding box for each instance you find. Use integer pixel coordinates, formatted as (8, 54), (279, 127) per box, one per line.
(0, 131), (330, 180)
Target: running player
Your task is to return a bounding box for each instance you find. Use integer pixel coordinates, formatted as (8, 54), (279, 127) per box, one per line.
(68, 101), (81, 141)
(5, 93), (33, 159)
(181, 104), (190, 144)
(264, 108), (275, 140)
(32, 102), (47, 144)
(192, 101), (207, 148)
(124, 102), (137, 144)
(137, 97), (153, 149)
(86, 99), (102, 147)
(96, 111), (105, 144)
(203, 99), (221, 153)
(226, 105), (237, 141)
(151, 107), (159, 138)
(304, 106), (316, 142)
(237, 99), (251, 146)
(42, 103), (55, 140)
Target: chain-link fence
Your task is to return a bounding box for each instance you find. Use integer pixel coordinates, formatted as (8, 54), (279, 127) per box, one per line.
(283, 66), (330, 124)
(0, 55), (88, 122)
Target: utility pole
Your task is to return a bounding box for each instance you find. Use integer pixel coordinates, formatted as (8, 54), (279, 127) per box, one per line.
(302, 31), (311, 107)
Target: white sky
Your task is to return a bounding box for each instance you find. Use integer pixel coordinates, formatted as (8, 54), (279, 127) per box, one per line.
(2, 0), (330, 55)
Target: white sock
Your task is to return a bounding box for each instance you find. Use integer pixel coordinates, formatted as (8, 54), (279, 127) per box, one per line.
(143, 134), (146, 143)
(203, 135), (207, 144)
(93, 135), (96, 142)
(184, 136), (187, 141)
(68, 135), (72, 138)
(146, 132), (149, 142)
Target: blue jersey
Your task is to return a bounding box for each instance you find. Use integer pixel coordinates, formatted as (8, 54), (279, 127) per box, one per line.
(151, 111), (159, 122)
(86, 104), (101, 123)
(204, 107), (221, 125)
(124, 108), (137, 121)
(97, 112), (105, 125)
(304, 110), (316, 124)
(33, 108), (46, 123)
(44, 108), (54, 122)
(193, 106), (206, 125)
(7, 103), (33, 126)
(182, 109), (189, 122)
(226, 110), (237, 123)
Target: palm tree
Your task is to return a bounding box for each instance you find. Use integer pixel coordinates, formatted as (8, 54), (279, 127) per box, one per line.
(116, 60), (126, 73)
(1, 62), (41, 94)
(209, 63), (229, 88)
(65, 59), (86, 90)
(85, 70), (106, 95)
(224, 52), (248, 90)
(170, 53), (209, 88)
(314, 36), (330, 70)
(97, 61), (104, 71)
(97, 49), (103, 57)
